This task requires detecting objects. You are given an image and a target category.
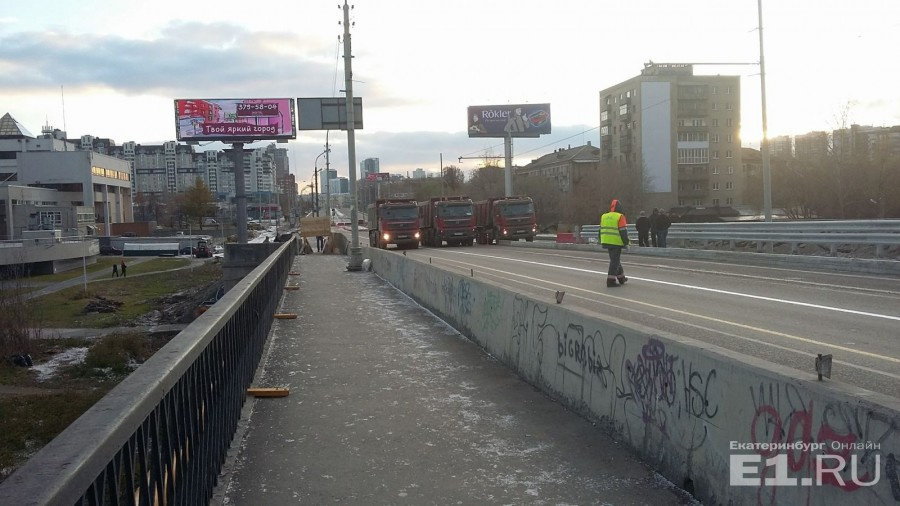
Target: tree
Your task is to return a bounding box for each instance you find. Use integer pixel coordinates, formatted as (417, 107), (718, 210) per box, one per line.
(181, 178), (217, 229)
(441, 165), (465, 190)
(464, 166), (504, 200)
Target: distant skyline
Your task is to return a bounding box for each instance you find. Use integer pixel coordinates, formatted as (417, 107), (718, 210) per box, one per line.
(1, 0), (897, 186)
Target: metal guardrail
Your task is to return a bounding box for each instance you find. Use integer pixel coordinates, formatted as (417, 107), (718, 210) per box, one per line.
(0, 238), (297, 505)
(575, 220), (900, 258)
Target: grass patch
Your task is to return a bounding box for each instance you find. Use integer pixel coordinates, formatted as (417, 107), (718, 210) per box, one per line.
(0, 330), (177, 480)
(123, 257), (190, 276)
(0, 389), (110, 478)
(26, 257), (120, 284)
(29, 262), (220, 328)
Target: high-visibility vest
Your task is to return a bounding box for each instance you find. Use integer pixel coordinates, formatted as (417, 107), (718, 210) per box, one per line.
(600, 212), (625, 246)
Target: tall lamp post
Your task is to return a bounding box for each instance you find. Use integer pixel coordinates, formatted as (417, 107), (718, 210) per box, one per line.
(314, 149), (329, 217)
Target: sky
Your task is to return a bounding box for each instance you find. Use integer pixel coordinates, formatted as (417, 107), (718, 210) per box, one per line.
(1, 0), (898, 187)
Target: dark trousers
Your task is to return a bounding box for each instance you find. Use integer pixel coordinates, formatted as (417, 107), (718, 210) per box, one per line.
(607, 246), (623, 276)
(638, 231), (649, 247)
(657, 229), (668, 248)
(651, 230), (658, 247)
(316, 236), (324, 251)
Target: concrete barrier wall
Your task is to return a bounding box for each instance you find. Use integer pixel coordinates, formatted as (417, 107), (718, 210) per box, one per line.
(366, 246), (900, 506)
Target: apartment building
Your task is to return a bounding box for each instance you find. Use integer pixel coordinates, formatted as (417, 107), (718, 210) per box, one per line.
(599, 62), (743, 210)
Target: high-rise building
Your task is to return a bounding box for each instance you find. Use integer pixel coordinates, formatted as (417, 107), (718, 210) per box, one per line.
(599, 63), (743, 209)
(361, 157), (379, 177)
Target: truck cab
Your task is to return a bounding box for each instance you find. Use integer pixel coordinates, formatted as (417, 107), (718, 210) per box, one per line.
(475, 196), (538, 244)
(367, 199), (421, 249)
(418, 196), (476, 247)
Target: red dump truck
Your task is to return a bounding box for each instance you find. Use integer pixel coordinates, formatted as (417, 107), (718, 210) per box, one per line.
(474, 196), (538, 244)
(417, 196), (476, 247)
(367, 199), (421, 249)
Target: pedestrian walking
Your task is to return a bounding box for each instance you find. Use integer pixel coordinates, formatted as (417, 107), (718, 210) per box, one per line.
(112, 263), (119, 277)
(316, 235), (324, 253)
(649, 208), (659, 247)
(657, 210), (671, 248)
(120, 259), (127, 277)
(600, 199), (629, 288)
(635, 211), (650, 247)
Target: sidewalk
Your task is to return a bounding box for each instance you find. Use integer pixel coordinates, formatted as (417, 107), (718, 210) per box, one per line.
(217, 254), (693, 505)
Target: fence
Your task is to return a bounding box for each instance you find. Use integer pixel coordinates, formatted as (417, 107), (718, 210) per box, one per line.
(574, 220), (900, 258)
(0, 238), (296, 505)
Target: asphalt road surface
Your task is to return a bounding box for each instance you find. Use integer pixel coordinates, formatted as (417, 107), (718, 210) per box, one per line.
(404, 244), (900, 399)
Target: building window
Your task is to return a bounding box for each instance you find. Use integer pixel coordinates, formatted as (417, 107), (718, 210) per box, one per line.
(712, 166), (719, 174)
(711, 86), (717, 95)
(726, 118), (733, 127)
(726, 150), (733, 158)
(600, 126), (609, 136)
(728, 166), (734, 174)
(725, 86), (732, 94)
(712, 103), (718, 111)
(678, 132), (708, 142)
(726, 197), (733, 205)
(726, 134), (734, 143)
(725, 182), (734, 190)
(694, 199), (703, 206)
(726, 103), (733, 111)
(713, 150), (719, 159)
(677, 148), (709, 164)
(712, 182), (720, 190)
(711, 134), (720, 143)
(601, 111), (609, 122)
(712, 119), (719, 127)
(692, 183), (702, 190)
(712, 198), (720, 206)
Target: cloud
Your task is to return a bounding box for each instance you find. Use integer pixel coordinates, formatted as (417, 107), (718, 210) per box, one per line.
(0, 22), (338, 96)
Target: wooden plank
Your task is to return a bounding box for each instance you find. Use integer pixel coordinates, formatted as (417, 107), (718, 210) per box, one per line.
(247, 387), (289, 397)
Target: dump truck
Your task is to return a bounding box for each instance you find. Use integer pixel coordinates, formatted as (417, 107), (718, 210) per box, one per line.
(194, 238), (212, 258)
(417, 196), (476, 247)
(366, 199), (421, 249)
(474, 196), (538, 244)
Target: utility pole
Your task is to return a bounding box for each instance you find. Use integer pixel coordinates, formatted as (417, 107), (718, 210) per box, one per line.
(758, 0), (773, 222)
(342, 0), (363, 270)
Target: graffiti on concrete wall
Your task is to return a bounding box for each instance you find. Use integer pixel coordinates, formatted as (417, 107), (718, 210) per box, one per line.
(480, 290), (504, 334)
(748, 380), (900, 504)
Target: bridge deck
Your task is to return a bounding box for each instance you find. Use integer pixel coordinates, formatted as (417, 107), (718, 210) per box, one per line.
(215, 253), (692, 504)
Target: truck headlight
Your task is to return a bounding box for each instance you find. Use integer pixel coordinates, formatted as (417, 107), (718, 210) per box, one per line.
(382, 233), (391, 241)
(414, 232), (421, 239)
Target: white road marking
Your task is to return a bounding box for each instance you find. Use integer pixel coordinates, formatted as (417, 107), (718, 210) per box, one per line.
(441, 250), (900, 321)
(419, 253), (900, 368)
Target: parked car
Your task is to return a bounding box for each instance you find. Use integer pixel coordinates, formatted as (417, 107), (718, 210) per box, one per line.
(99, 245), (122, 255)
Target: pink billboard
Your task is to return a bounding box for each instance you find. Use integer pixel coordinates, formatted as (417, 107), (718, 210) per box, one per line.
(174, 98), (297, 142)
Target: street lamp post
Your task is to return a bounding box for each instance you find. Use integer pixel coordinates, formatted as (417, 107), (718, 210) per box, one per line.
(314, 149), (329, 217)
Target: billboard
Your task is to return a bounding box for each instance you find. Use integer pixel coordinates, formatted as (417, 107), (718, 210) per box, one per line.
(467, 103), (551, 138)
(174, 98), (297, 142)
(365, 172), (390, 182)
(297, 97), (363, 130)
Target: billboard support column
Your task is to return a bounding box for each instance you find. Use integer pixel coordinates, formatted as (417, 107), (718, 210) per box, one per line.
(233, 143), (248, 244)
(504, 134), (513, 197)
(343, 0), (362, 271)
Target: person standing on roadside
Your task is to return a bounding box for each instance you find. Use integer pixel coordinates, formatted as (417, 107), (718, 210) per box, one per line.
(600, 199), (629, 288)
(649, 208), (659, 247)
(635, 211), (650, 247)
(657, 210), (671, 248)
(112, 263), (119, 277)
(120, 259), (127, 277)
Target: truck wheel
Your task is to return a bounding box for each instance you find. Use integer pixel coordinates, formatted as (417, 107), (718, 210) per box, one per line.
(526, 237), (533, 242)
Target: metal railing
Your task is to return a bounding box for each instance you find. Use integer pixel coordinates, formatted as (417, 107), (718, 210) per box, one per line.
(573, 220), (900, 258)
(0, 238), (297, 506)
